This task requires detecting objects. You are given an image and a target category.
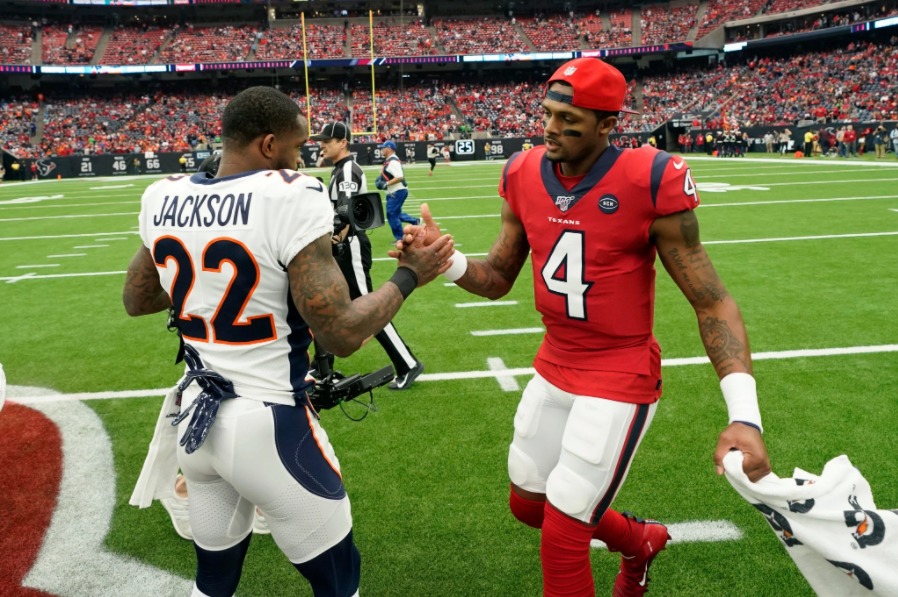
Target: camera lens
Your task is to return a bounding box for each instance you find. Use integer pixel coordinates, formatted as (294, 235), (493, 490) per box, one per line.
(352, 198), (372, 228)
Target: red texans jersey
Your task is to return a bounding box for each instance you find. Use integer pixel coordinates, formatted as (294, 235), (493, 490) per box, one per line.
(499, 144), (700, 402)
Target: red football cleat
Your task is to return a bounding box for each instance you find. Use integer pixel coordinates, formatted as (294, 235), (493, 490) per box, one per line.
(612, 513), (670, 597)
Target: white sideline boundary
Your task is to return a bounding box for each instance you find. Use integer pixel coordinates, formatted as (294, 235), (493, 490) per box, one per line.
(9, 343), (898, 405)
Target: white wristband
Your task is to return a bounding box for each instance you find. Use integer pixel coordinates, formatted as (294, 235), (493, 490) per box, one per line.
(720, 372), (763, 433)
(442, 250), (468, 282)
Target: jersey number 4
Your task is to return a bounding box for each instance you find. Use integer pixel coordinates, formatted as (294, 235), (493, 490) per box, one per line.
(541, 230), (593, 320)
(154, 236), (276, 344)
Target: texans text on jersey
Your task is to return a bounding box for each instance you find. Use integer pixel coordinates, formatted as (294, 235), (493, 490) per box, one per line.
(547, 216), (581, 226)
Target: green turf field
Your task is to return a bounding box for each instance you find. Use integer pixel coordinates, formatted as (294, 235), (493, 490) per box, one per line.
(2, 152), (897, 596)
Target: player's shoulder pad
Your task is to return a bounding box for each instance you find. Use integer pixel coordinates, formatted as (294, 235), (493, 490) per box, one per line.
(623, 146), (685, 208)
(144, 174), (185, 195)
(270, 169), (326, 192)
(500, 149), (530, 184)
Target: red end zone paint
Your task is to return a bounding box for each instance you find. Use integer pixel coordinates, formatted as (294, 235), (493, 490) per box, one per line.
(0, 402), (62, 597)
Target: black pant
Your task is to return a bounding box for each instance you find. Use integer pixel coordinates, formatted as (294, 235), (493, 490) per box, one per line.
(332, 232), (418, 376)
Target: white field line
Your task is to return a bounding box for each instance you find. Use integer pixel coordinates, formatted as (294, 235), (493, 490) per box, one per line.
(699, 194), (898, 208)
(472, 328), (543, 336)
(704, 230), (898, 245)
(456, 300), (519, 308)
(16, 263), (59, 269)
(0, 190), (894, 221)
(411, 192), (898, 205)
(3, 226), (895, 282)
(4, 270), (126, 283)
(0, 231), (139, 242)
(0, 212), (137, 223)
(700, 169), (898, 179)
(10, 343), (898, 405)
(680, 156), (898, 168)
(591, 520), (743, 550)
(72, 244), (110, 249)
(488, 357), (520, 392)
(47, 253), (87, 258)
(0, 201), (139, 211)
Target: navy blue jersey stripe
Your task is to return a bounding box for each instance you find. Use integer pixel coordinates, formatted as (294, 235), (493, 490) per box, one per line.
(500, 150), (525, 193)
(271, 403), (346, 500)
(650, 151), (672, 208)
(590, 403), (651, 524)
(284, 288), (314, 402)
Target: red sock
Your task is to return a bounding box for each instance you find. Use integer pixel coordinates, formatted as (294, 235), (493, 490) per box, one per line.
(592, 509), (638, 555)
(509, 488), (545, 529)
(541, 504), (596, 597)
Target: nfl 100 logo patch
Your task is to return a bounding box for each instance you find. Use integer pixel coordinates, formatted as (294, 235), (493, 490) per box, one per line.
(555, 195), (576, 212)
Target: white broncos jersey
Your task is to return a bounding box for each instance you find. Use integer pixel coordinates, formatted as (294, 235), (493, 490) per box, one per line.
(138, 169), (333, 405)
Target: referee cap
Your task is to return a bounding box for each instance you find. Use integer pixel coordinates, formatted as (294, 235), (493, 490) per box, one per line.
(310, 121), (352, 142)
(546, 58), (638, 114)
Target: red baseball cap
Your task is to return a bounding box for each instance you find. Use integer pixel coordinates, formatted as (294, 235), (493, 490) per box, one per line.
(546, 57), (638, 114)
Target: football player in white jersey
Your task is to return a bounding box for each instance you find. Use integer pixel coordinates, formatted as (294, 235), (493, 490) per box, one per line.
(123, 86), (454, 597)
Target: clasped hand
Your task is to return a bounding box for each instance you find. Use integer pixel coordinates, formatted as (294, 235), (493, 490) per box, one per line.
(389, 208), (454, 286)
(388, 203), (448, 258)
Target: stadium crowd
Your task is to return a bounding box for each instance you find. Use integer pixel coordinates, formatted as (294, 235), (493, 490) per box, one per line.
(350, 19), (438, 58)
(640, 3), (698, 45)
(4, 37), (898, 159)
(254, 23), (346, 60)
(0, 23), (33, 64)
(156, 24), (259, 64)
(1, 1), (891, 67)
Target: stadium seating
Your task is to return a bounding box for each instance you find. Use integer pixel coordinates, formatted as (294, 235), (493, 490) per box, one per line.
(0, 22), (34, 65)
(99, 26), (169, 65)
(432, 17), (530, 55)
(0, 97), (39, 157)
(350, 18), (438, 58)
(156, 24), (259, 64)
(4, 0), (898, 161)
(696, 0), (766, 39)
(640, 3), (698, 45)
(255, 22), (346, 60)
(517, 14), (583, 52)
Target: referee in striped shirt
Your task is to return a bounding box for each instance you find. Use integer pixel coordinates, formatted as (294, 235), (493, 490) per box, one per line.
(311, 122), (425, 390)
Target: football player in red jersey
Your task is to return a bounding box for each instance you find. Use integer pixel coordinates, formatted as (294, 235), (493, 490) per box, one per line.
(394, 58), (771, 596)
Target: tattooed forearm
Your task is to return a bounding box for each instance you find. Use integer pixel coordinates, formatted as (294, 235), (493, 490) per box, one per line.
(666, 246), (728, 304)
(123, 249), (171, 316)
(289, 236), (404, 357)
(457, 227), (528, 299)
(700, 316), (750, 375)
(679, 210), (700, 248)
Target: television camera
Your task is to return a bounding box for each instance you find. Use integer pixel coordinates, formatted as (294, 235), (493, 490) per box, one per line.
(316, 190), (389, 416)
(307, 341), (393, 419)
(331, 190), (386, 256)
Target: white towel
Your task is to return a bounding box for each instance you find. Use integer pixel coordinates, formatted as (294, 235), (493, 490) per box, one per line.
(724, 451), (898, 597)
(129, 385), (181, 508)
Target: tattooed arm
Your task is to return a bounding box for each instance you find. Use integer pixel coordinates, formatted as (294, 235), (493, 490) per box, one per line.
(652, 209), (751, 378)
(289, 232), (453, 357)
(394, 201), (529, 300)
(652, 210), (770, 482)
(453, 201), (530, 300)
(123, 245), (172, 316)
